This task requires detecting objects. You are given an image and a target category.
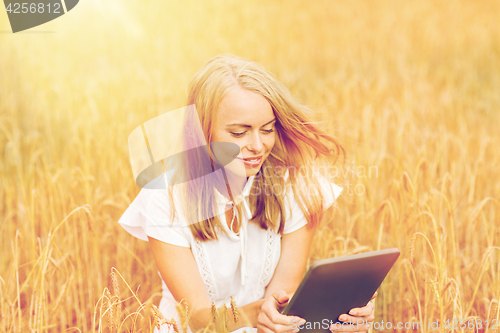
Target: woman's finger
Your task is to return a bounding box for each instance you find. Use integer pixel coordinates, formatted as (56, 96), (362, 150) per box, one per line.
(336, 313), (374, 325)
(258, 311), (303, 332)
(261, 302), (294, 325)
(370, 291), (378, 301)
(257, 325), (275, 333)
(348, 301), (375, 317)
(259, 290), (306, 332)
(272, 290), (290, 305)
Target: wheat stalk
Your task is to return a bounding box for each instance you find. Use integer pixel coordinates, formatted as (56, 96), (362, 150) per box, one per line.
(176, 299), (189, 333)
(105, 288), (115, 333)
(110, 269), (122, 328)
(408, 233), (417, 264)
(230, 296), (239, 323)
(152, 304), (179, 333)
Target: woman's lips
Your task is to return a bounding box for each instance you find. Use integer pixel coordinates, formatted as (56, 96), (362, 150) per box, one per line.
(237, 155), (263, 167)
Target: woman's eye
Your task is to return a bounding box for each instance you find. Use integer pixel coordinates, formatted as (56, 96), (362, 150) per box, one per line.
(230, 132), (245, 137)
(262, 129), (275, 134)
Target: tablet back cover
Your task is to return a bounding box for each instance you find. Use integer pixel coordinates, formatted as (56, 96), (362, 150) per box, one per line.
(282, 248), (400, 333)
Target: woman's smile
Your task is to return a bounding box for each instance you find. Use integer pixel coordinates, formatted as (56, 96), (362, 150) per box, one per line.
(237, 155), (263, 167)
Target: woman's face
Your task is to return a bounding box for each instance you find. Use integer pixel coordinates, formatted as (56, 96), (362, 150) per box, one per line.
(211, 85), (276, 179)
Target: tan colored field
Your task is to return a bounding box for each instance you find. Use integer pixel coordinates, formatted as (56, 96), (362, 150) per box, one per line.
(1, 0), (499, 332)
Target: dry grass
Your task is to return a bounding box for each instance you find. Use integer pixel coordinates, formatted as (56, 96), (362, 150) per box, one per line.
(1, 0), (499, 331)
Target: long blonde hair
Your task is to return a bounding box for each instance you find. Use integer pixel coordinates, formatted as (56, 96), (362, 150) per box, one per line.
(169, 54), (345, 241)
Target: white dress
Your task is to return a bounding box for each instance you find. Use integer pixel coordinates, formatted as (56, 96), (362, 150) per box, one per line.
(118, 172), (342, 333)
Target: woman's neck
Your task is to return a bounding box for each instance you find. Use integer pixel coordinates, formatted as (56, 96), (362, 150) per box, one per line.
(223, 170), (248, 198)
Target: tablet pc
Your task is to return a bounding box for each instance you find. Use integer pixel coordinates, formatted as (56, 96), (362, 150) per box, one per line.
(282, 248), (400, 332)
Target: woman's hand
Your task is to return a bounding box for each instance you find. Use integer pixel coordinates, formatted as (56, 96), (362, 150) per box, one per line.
(257, 290), (305, 333)
(329, 292), (378, 332)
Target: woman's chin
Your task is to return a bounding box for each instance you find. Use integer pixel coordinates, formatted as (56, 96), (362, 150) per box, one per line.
(244, 166), (261, 177)
(223, 163), (261, 179)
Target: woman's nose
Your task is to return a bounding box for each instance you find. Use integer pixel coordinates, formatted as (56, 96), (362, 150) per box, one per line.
(246, 132), (264, 153)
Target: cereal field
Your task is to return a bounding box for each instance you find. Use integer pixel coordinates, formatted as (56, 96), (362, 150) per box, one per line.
(0, 0), (499, 332)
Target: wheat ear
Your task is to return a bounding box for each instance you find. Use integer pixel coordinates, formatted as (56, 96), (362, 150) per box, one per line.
(110, 270), (121, 328)
(230, 296), (239, 323)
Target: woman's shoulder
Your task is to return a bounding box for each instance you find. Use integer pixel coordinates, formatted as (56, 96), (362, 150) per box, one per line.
(118, 174), (191, 247)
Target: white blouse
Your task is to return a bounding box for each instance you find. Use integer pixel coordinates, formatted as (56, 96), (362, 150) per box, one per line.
(118, 173), (342, 333)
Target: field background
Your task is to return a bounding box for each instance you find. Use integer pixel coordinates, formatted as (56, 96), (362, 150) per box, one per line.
(1, 0), (499, 332)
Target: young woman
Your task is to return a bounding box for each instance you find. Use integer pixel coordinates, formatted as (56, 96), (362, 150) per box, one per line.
(118, 54), (376, 333)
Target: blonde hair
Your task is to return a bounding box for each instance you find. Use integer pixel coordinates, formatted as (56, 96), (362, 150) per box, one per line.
(169, 54), (345, 241)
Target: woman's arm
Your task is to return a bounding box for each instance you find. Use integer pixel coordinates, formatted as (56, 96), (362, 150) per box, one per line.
(147, 236), (265, 332)
(255, 222), (317, 333)
(257, 213), (377, 333)
(264, 222), (318, 299)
